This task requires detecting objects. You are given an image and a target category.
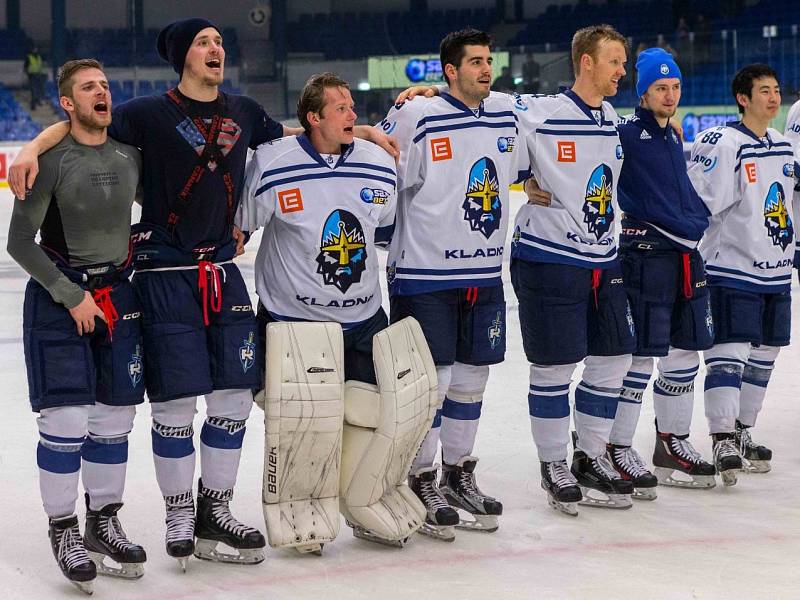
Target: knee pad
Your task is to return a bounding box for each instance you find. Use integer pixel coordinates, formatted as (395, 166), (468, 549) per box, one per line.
(262, 321), (344, 553)
(37, 405), (90, 439)
(340, 317), (436, 543)
(448, 363), (489, 402)
(88, 404), (136, 438)
(582, 354), (632, 390)
(150, 395), (197, 428)
(206, 388), (253, 421)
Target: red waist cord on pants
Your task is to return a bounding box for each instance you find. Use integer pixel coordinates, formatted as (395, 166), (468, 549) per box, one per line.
(591, 268), (602, 309)
(465, 286), (478, 306)
(197, 260), (224, 326)
(92, 286), (119, 341)
(681, 252), (694, 299)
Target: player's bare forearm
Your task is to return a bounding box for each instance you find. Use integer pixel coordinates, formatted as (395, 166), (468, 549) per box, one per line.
(282, 125), (303, 137)
(9, 121), (70, 199)
(354, 125), (399, 159)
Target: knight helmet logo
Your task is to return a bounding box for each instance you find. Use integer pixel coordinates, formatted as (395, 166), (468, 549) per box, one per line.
(239, 332), (255, 373)
(487, 311), (503, 349)
(763, 181), (794, 251)
(583, 164), (614, 240)
(316, 209), (367, 293)
(128, 345), (143, 388)
(462, 157), (502, 239)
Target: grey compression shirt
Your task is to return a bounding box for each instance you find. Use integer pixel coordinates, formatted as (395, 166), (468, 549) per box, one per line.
(7, 135), (141, 308)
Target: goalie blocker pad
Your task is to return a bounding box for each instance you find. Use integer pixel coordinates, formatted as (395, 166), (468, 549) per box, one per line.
(340, 317), (438, 543)
(262, 321), (344, 552)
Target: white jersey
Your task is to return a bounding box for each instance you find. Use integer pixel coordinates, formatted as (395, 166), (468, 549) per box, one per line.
(376, 91), (529, 295)
(688, 123), (795, 293)
(782, 99), (800, 260)
(510, 90), (623, 269)
(237, 135), (396, 327)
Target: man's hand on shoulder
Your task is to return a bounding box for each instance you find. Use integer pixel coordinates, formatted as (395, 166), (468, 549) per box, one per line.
(394, 85), (439, 105)
(354, 125), (399, 159)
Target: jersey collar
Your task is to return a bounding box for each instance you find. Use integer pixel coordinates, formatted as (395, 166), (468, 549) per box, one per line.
(562, 88), (607, 126)
(297, 133), (355, 168)
(728, 121), (773, 148)
(440, 92), (484, 118)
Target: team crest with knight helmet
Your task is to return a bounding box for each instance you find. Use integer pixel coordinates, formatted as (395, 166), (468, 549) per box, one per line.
(583, 164), (614, 239)
(316, 209), (367, 293)
(763, 181), (794, 251)
(462, 157), (502, 239)
(239, 332), (255, 373)
(128, 345), (143, 388)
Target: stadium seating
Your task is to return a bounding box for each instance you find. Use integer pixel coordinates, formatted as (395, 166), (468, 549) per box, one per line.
(0, 84), (42, 141)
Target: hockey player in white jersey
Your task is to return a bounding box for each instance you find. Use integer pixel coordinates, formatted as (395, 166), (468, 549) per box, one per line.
(377, 29), (529, 539)
(678, 64), (794, 484)
(509, 25), (636, 513)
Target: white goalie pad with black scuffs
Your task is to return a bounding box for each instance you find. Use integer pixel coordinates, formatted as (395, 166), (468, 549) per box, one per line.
(262, 322), (344, 552)
(340, 317), (438, 543)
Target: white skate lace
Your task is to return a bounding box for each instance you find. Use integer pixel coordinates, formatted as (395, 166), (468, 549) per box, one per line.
(736, 426), (758, 454)
(98, 515), (138, 552)
(165, 501), (195, 544)
(713, 438), (741, 461)
(547, 460), (577, 491)
(669, 436), (704, 464)
(419, 478), (451, 511)
(210, 501), (257, 537)
(592, 454), (622, 480)
(612, 446), (650, 478)
(58, 522), (91, 571)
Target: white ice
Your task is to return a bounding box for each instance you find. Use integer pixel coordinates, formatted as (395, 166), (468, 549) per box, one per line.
(1, 188), (799, 599)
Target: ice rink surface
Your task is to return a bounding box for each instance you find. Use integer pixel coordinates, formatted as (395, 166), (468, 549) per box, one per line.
(1, 188), (799, 599)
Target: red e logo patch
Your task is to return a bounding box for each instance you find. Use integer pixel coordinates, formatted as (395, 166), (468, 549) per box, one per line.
(557, 141), (576, 162)
(744, 162), (757, 183)
(430, 137), (452, 161)
(278, 188), (304, 213)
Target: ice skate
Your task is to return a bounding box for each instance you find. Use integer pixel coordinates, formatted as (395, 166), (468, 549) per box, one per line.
(194, 479), (266, 564)
(607, 443), (658, 500)
(540, 460), (582, 516)
(164, 491), (195, 571)
(712, 433), (743, 487)
(570, 436), (633, 509)
(408, 466), (458, 541)
(736, 421), (772, 473)
(440, 456), (502, 533)
(347, 521), (412, 548)
(48, 514), (96, 595)
(84, 496), (146, 579)
(652, 431), (716, 489)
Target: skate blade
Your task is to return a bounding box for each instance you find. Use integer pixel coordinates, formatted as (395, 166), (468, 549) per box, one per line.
(742, 459), (771, 474)
(418, 522), (455, 542)
(578, 487), (633, 509)
(88, 552), (145, 579)
(175, 556), (190, 572)
(454, 512), (498, 533)
(350, 524), (411, 548)
(194, 538), (265, 565)
(293, 543), (323, 556)
(71, 580), (94, 595)
(720, 469), (739, 487)
(547, 494), (578, 516)
(654, 467), (716, 489)
(632, 487), (657, 501)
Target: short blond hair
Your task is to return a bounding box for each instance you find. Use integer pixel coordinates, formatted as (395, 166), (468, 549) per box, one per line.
(57, 58), (104, 98)
(571, 25), (627, 76)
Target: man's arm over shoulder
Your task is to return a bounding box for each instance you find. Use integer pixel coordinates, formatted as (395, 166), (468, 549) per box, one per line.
(376, 97), (427, 192)
(240, 95), (286, 148)
(687, 127), (738, 216)
(236, 138), (293, 231)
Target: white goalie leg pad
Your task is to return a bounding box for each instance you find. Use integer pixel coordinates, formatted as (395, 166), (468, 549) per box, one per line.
(262, 322), (344, 552)
(340, 317), (438, 543)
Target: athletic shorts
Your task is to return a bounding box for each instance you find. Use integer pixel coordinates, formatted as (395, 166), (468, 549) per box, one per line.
(389, 284), (506, 367)
(710, 285), (791, 346)
(23, 278), (145, 412)
(132, 263), (260, 402)
(620, 246), (714, 356)
(510, 259), (636, 365)
(256, 305), (388, 385)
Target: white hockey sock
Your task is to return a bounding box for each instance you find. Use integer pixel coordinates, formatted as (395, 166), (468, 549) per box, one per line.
(528, 363), (575, 462)
(411, 365), (451, 471)
(440, 362), (489, 465)
(574, 354), (631, 457)
(36, 406), (89, 518)
(609, 356), (653, 446)
(200, 388), (253, 492)
(738, 345), (780, 427)
(653, 348), (699, 436)
(151, 396), (197, 497)
(82, 403), (136, 510)
(703, 343), (749, 434)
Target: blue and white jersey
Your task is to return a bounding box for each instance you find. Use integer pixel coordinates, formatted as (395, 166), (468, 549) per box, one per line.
(510, 90), (624, 269)
(376, 91), (529, 295)
(237, 135), (396, 327)
(688, 122), (795, 293)
(782, 99), (800, 264)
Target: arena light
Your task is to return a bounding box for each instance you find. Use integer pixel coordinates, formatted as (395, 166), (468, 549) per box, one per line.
(357, 81), (371, 91)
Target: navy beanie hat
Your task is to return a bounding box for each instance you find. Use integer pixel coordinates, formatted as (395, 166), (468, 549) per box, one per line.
(157, 18), (220, 76)
(636, 48), (682, 97)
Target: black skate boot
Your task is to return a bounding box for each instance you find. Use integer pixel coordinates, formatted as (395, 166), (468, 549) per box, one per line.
(571, 448), (634, 509)
(607, 443), (658, 501)
(408, 466), (459, 541)
(540, 460), (582, 516)
(48, 514), (96, 595)
(84, 495), (146, 579)
(164, 491), (195, 571)
(712, 432), (743, 487)
(735, 420), (772, 473)
(652, 431), (716, 488)
(440, 456), (503, 533)
(194, 479), (266, 564)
